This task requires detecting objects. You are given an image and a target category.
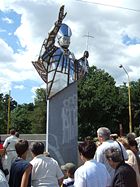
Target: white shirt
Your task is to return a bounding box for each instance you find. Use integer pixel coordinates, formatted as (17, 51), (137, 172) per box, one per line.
(3, 135), (18, 152)
(94, 140), (128, 179)
(74, 159), (111, 187)
(0, 169), (9, 187)
(135, 136), (140, 151)
(30, 154), (64, 187)
(3, 135), (18, 172)
(63, 177), (74, 187)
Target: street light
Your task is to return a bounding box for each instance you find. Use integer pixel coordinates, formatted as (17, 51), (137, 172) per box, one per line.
(119, 64), (132, 133)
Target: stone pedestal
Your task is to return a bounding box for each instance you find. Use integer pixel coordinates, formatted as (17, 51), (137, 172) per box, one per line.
(46, 82), (78, 166)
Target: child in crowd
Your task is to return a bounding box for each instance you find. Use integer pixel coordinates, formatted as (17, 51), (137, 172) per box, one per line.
(61, 163), (76, 187)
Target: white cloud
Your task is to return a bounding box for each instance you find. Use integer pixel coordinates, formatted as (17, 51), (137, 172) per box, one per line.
(0, 78), (11, 93)
(0, 39), (15, 62)
(14, 84), (25, 90)
(2, 17), (14, 24)
(31, 83), (46, 102)
(0, 0), (140, 103)
(0, 28), (6, 32)
(31, 83), (46, 94)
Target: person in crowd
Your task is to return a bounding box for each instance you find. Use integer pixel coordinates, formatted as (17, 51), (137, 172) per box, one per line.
(127, 132), (136, 141)
(74, 141), (111, 187)
(105, 147), (138, 187)
(9, 139), (32, 187)
(135, 134), (140, 152)
(61, 163), (75, 187)
(0, 148), (9, 187)
(3, 129), (19, 175)
(110, 134), (118, 141)
(84, 136), (94, 143)
(94, 127), (128, 180)
(118, 137), (140, 187)
(0, 151), (9, 177)
(128, 138), (140, 173)
(30, 141), (64, 187)
(0, 169), (9, 187)
(15, 132), (20, 139)
(0, 136), (3, 150)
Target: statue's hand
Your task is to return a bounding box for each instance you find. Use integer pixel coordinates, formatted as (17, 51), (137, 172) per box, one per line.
(83, 51), (89, 58)
(58, 5), (67, 23)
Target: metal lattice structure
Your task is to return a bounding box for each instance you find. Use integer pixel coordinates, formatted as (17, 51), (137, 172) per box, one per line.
(32, 5), (89, 98)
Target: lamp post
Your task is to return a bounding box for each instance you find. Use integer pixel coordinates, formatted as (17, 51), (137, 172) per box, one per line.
(119, 64), (132, 133)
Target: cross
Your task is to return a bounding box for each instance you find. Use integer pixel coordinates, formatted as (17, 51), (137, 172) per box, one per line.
(83, 32), (94, 50)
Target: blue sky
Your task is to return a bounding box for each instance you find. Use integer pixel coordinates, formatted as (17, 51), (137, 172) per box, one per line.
(0, 9), (41, 103)
(0, 9), (23, 52)
(0, 0), (140, 104)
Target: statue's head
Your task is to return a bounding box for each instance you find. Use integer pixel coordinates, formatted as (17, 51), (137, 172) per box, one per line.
(57, 23), (72, 49)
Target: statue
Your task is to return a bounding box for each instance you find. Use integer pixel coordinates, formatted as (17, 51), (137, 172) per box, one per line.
(32, 5), (89, 98)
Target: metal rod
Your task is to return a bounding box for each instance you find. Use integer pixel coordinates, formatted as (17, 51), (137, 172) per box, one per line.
(119, 64), (132, 132)
(7, 90), (11, 134)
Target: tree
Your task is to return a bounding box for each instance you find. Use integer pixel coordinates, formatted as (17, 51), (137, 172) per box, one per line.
(31, 88), (46, 133)
(130, 79), (140, 132)
(11, 103), (34, 133)
(78, 66), (120, 139)
(0, 93), (17, 134)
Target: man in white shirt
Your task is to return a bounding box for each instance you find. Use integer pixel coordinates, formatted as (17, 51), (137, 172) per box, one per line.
(74, 141), (111, 187)
(30, 141), (64, 187)
(3, 129), (18, 173)
(94, 127), (128, 179)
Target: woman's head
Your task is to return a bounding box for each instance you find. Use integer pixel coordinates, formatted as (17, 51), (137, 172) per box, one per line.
(118, 137), (130, 150)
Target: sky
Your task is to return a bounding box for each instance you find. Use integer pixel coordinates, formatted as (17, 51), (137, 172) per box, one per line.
(0, 0), (140, 104)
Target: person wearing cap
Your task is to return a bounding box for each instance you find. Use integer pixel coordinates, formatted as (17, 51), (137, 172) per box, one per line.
(94, 127), (128, 180)
(61, 163), (75, 187)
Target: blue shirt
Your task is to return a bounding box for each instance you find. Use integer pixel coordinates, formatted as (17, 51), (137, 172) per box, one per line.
(9, 158), (31, 187)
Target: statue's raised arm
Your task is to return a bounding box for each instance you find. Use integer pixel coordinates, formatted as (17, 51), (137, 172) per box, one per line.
(44, 5), (67, 49)
(57, 5), (67, 25)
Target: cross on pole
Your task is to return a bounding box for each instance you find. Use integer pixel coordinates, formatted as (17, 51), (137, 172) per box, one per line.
(83, 32), (94, 50)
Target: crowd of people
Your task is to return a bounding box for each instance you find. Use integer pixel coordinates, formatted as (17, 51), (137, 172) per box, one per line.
(0, 127), (140, 187)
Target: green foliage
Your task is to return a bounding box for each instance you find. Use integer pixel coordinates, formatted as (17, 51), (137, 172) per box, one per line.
(130, 80), (140, 129)
(31, 88), (46, 133)
(10, 88), (47, 134)
(1, 69), (140, 138)
(78, 66), (122, 139)
(0, 93), (17, 134)
(11, 104), (33, 133)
